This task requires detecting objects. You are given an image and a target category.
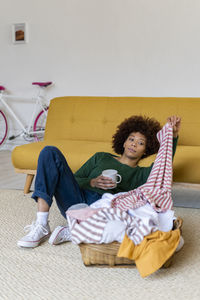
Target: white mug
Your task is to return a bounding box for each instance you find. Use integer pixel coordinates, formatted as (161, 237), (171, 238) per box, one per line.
(102, 169), (122, 187)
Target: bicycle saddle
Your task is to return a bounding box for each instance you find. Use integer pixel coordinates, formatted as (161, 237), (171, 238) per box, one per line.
(0, 86), (5, 91)
(32, 82), (52, 87)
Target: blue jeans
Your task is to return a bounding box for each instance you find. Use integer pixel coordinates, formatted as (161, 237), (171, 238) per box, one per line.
(32, 146), (101, 218)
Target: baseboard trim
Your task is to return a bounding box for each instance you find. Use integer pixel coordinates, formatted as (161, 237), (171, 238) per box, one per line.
(173, 182), (200, 190)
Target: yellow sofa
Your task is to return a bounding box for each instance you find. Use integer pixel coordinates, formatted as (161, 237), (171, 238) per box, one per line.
(12, 96), (200, 193)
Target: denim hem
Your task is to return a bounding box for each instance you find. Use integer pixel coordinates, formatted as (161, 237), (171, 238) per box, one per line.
(31, 191), (52, 207)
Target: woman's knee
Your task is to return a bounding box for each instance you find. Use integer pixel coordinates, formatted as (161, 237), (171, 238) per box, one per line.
(38, 146), (60, 163)
(39, 146), (67, 167)
(41, 146), (59, 155)
(39, 146), (63, 159)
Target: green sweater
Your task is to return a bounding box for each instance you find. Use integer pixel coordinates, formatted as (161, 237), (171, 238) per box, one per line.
(74, 137), (178, 195)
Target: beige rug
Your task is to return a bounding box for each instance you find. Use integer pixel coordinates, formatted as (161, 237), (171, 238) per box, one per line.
(0, 190), (200, 300)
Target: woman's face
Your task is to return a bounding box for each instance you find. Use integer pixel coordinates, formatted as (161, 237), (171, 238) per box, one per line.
(123, 132), (147, 160)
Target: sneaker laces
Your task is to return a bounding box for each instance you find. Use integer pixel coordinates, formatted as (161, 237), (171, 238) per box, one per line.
(24, 222), (49, 237)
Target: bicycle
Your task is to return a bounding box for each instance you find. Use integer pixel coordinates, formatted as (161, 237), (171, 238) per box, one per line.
(0, 81), (53, 147)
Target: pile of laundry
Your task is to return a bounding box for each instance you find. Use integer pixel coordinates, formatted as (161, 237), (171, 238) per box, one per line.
(66, 123), (184, 277)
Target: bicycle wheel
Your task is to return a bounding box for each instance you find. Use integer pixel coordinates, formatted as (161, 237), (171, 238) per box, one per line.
(33, 107), (49, 142)
(0, 110), (8, 146)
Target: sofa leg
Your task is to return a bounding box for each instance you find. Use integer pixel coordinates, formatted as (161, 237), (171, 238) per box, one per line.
(24, 174), (34, 194)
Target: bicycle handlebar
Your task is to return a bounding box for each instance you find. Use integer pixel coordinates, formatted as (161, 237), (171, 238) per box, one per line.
(32, 82), (52, 87)
(0, 82), (53, 91)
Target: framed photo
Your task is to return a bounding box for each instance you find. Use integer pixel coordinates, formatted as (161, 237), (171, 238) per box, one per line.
(12, 23), (28, 44)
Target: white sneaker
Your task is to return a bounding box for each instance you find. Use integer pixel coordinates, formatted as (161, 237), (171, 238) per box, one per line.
(17, 222), (51, 248)
(175, 235), (184, 252)
(49, 226), (71, 245)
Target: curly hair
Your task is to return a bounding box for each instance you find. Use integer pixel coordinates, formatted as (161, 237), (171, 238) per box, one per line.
(112, 115), (161, 159)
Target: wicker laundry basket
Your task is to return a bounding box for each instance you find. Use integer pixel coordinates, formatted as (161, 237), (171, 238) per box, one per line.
(79, 217), (183, 268)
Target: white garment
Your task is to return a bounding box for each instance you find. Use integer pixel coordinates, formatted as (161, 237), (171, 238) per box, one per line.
(91, 196), (174, 244)
(128, 203), (174, 232)
(101, 220), (126, 243)
(91, 193), (174, 231)
(90, 192), (125, 209)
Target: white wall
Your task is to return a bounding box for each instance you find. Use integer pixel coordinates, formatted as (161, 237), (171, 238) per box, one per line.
(1, 0), (200, 149)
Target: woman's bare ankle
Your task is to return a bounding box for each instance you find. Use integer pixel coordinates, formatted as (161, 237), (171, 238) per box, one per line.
(37, 197), (50, 212)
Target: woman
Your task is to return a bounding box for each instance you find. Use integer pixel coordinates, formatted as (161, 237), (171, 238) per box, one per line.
(17, 115), (181, 248)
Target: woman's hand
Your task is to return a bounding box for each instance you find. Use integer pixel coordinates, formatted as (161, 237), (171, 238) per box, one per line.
(90, 175), (116, 190)
(167, 115), (181, 138)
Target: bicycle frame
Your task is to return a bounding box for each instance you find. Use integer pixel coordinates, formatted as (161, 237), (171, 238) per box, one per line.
(0, 88), (48, 136)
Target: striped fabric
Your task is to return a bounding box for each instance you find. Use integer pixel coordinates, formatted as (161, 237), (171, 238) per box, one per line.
(111, 123), (173, 212)
(69, 207), (155, 245)
(69, 123), (173, 244)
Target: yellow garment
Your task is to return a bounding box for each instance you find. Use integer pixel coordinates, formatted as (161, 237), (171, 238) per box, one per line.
(117, 229), (180, 278)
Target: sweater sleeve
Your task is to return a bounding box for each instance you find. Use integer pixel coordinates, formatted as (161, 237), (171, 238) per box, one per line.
(74, 153), (100, 188)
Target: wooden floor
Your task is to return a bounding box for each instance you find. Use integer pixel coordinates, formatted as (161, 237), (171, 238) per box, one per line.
(0, 150), (28, 190)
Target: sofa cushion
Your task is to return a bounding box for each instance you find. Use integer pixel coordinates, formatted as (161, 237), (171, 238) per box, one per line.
(12, 141), (200, 184)
(172, 146), (200, 183)
(139, 145), (200, 184)
(44, 97), (200, 146)
(12, 140), (114, 172)
(12, 96), (200, 186)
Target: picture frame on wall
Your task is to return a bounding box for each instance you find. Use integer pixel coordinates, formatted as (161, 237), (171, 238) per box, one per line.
(12, 22), (28, 44)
